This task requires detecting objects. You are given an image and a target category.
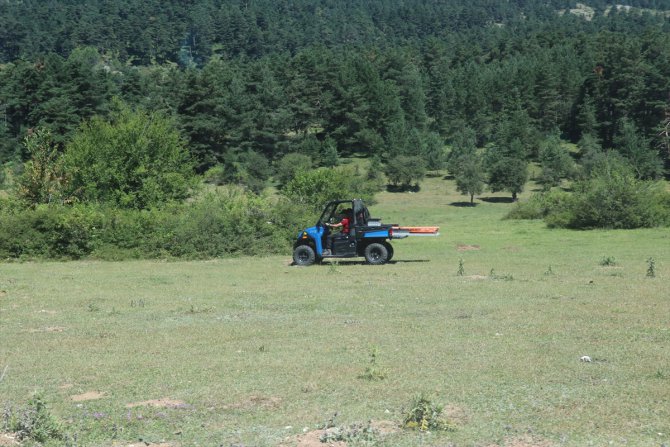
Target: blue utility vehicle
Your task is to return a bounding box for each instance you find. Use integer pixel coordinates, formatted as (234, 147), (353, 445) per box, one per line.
(292, 199), (411, 265)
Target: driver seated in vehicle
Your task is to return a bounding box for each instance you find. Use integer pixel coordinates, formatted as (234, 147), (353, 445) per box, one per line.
(323, 208), (352, 255)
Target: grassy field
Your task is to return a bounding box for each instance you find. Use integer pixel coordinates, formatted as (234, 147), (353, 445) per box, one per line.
(1, 175), (669, 447)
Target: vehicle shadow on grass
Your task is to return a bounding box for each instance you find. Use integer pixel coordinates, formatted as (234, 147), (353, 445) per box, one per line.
(318, 259), (430, 266)
(290, 260), (430, 267)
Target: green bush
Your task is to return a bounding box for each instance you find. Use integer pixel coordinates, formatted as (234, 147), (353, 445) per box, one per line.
(0, 204), (101, 259)
(506, 189), (572, 221)
(0, 187), (304, 260)
(566, 170), (669, 229)
(165, 189), (285, 258)
(229, 150), (274, 194)
(92, 207), (173, 259)
(507, 165), (670, 230)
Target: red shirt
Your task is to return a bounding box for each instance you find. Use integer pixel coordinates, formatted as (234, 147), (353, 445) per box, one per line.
(341, 217), (351, 234)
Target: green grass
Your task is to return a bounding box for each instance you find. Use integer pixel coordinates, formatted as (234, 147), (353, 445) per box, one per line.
(1, 176), (669, 446)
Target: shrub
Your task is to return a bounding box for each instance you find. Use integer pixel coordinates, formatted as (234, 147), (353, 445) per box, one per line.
(203, 164), (226, 185)
(506, 190), (572, 221)
(165, 188), (285, 258)
(234, 150), (273, 194)
(508, 159), (670, 230)
(0, 204), (101, 259)
(0, 187), (303, 260)
(567, 169), (669, 229)
(92, 207), (173, 259)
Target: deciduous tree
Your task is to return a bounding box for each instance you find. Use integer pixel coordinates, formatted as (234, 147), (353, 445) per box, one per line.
(62, 102), (196, 209)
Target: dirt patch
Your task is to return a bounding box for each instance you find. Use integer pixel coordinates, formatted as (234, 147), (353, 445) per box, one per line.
(504, 246), (521, 252)
(71, 391), (106, 402)
(59, 383), (74, 390)
(36, 309), (57, 314)
(222, 394), (282, 411)
(0, 291), (7, 298)
(368, 420), (400, 436)
(126, 398), (188, 409)
(0, 433), (19, 446)
(280, 429), (346, 447)
(279, 420), (398, 447)
(443, 404), (469, 426)
(465, 275), (488, 280)
(111, 443), (177, 447)
(29, 326), (67, 333)
(457, 244), (480, 251)
(486, 435), (557, 447)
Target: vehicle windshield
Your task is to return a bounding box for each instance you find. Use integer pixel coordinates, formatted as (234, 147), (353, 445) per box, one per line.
(318, 201), (352, 225)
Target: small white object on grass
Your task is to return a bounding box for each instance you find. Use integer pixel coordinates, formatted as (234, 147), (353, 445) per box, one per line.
(580, 355), (592, 362)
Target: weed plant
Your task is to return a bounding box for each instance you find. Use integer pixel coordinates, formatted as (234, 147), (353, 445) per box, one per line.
(647, 257), (656, 277)
(358, 346), (386, 381)
(403, 395), (451, 431)
(599, 256), (617, 266)
(320, 422), (377, 443)
(10, 394), (62, 443)
(457, 258), (465, 276)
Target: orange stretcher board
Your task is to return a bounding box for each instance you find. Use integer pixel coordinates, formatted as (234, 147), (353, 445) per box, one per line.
(391, 226), (440, 237)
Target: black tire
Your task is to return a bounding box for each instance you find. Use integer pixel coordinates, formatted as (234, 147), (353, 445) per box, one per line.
(383, 242), (394, 261)
(364, 242), (389, 265)
(293, 245), (316, 266)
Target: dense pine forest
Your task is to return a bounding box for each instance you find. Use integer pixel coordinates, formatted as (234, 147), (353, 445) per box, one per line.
(1, 0), (669, 259)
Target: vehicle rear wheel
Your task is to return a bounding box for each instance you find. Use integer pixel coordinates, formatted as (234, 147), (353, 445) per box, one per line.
(383, 242), (394, 261)
(364, 243), (389, 265)
(293, 245), (316, 266)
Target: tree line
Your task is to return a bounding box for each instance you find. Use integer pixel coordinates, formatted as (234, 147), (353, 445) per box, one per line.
(3, 13), (669, 181)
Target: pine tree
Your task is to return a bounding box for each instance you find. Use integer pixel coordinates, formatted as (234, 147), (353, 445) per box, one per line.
(539, 134), (575, 188)
(319, 137), (339, 167)
(614, 119), (663, 180)
(446, 126), (477, 176)
(486, 138), (528, 201)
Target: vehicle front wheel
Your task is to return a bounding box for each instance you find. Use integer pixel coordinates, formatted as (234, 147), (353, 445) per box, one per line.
(293, 245), (316, 266)
(364, 243), (389, 265)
